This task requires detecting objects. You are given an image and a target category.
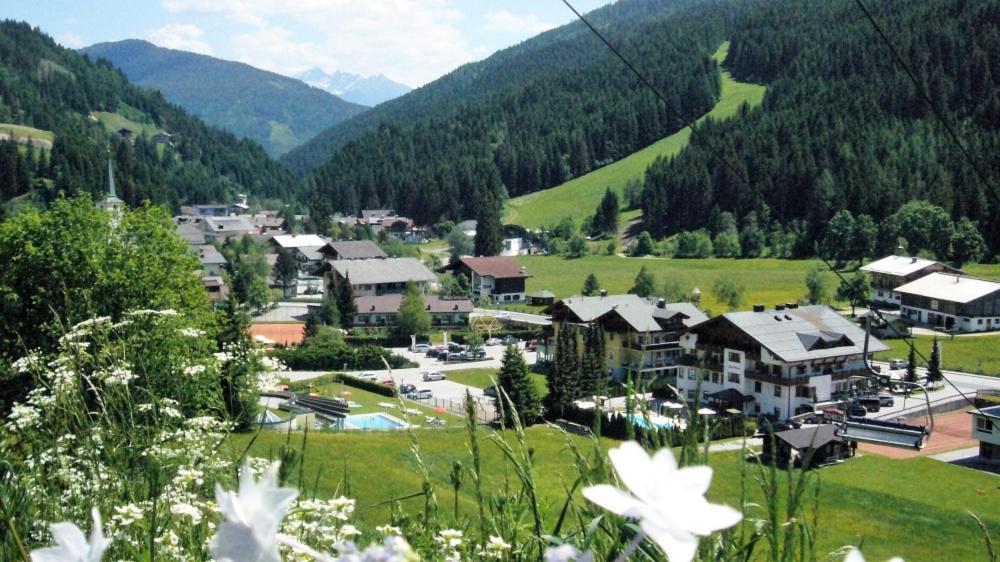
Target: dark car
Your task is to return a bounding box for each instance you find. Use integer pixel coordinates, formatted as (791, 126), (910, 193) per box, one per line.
(847, 404), (868, 417)
(447, 342), (467, 353)
(879, 394), (895, 407)
(445, 352), (467, 362)
(399, 383), (416, 394)
(483, 385), (498, 398)
(426, 348), (441, 358)
(857, 397), (881, 412)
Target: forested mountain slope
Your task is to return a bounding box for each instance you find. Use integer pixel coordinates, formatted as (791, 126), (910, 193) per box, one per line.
(82, 40), (367, 156)
(0, 21), (294, 213)
(299, 0), (735, 225)
(296, 68), (410, 107)
(641, 0), (1000, 256)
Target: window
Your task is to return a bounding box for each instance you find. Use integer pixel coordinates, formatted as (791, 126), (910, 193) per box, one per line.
(774, 385), (782, 397)
(687, 369), (696, 380)
(711, 372), (720, 384)
(795, 386), (811, 398)
(754, 381), (762, 393)
(977, 417), (994, 433)
(728, 352), (740, 362)
(796, 365), (807, 375)
(728, 371), (740, 383)
(687, 389), (695, 400)
(773, 407), (781, 418)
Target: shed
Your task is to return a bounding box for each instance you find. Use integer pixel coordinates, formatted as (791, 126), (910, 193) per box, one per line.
(527, 289), (555, 306)
(762, 425), (855, 468)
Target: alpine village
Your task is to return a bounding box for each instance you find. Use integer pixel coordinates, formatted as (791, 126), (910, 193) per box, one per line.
(1, 1), (999, 561)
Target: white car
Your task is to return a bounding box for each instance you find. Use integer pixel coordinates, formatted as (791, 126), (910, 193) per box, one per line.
(356, 372), (378, 381)
(410, 388), (433, 400)
(485, 337), (503, 346)
(422, 371), (447, 381)
(888, 358), (909, 370)
(412, 343), (432, 353)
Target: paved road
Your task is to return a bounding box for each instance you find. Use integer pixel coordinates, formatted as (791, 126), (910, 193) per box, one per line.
(868, 360), (1000, 420)
(472, 308), (551, 326)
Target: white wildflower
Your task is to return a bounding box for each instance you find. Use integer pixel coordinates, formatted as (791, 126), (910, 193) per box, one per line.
(376, 525), (401, 536)
(582, 441), (741, 562)
(13, 352), (43, 373)
(209, 460), (298, 562)
(480, 535), (511, 558)
(179, 327), (206, 337)
(98, 366), (136, 386)
(113, 504), (144, 527)
(436, 529), (463, 549)
(845, 548), (904, 562)
(29, 508), (110, 562)
(170, 502), (203, 524)
(7, 403), (41, 431)
(183, 364), (207, 376)
(544, 544), (594, 562)
(127, 309), (179, 318)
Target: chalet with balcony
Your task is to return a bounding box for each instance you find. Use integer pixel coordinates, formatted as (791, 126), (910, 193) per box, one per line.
(546, 294), (707, 382)
(352, 294), (472, 328)
(676, 304), (888, 420)
(896, 273), (1000, 332)
(321, 257), (437, 297)
(448, 257), (531, 303)
(318, 240), (387, 261)
(860, 255), (959, 307)
(970, 405), (1000, 464)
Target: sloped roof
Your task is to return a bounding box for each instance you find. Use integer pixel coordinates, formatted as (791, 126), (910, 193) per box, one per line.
(459, 257), (531, 279)
(195, 245), (227, 265)
(329, 257), (437, 285)
(714, 305), (888, 362)
(176, 221), (206, 244)
(355, 294), (473, 314)
(894, 272), (1000, 304)
(203, 216), (256, 233)
(322, 240), (387, 260)
(860, 255), (947, 276)
(555, 295), (707, 332)
(775, 425), (841, 450)
(271, 234), (327, 249)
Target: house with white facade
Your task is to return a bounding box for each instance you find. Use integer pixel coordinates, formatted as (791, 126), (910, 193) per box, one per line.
(970, 405), (1000, 464)
(447, 256), (531, 303)
(676, 304), (888, 420)
(321, 257), (437, 297)
(860, 255), (959, 307)
(896, 273), (1000, 332)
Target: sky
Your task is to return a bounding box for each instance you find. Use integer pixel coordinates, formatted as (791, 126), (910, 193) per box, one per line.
(5, 0), (613, 87)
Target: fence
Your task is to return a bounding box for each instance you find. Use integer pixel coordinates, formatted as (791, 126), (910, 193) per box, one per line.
(425, 395), (498, 423)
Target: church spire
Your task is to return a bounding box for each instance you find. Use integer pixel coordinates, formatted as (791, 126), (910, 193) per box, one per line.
(99, 157), (124, 215)
(107, 158), (118, 199)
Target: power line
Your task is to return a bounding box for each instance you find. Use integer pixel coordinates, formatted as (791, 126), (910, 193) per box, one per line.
(852, 0), (997, 206)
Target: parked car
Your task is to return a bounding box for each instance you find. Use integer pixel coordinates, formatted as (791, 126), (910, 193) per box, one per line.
(422, 371), (447, 381)
(483, 385), (498, 398)
(447, 342), (467, 353)
(399, 383), (416, 394)
(409, 388), (433, 400)
(445, 352), (467, 362)
(425, 348), (441, 358)
(847, 404), (868, 417)
(485, 337), (503, 346)
(464, 349), (486, 360)
(857, 397), (881, 412)
(879, 394), (895, 407)
(357, 372), (377, 381)
(412, 343), (432, 353)
(502, 336), (519, 346)
(888, 358), (909, 370)
(381, 379), (396, 387)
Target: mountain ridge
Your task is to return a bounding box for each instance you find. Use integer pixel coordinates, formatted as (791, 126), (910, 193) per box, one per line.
(296, 68), (410, 107)
(82, 39), (367, 156)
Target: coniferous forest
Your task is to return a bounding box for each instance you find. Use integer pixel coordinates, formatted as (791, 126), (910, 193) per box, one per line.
(0, 20), (294, 213)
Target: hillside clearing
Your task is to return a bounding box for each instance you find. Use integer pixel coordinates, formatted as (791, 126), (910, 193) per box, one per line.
(504, 41), (766, 230)
(0, 123), (54, 148)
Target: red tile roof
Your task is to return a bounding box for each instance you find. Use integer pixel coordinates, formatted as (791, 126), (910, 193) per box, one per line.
(459, 257), (531, 279)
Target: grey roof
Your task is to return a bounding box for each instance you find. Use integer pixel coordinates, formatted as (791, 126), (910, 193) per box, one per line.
(776, 425), (841, 450)
(203, 216), (256, 234)
(860, 255), (944, 277)
(719, 305), (888, 363)
(176, 222), (206, 245)
(296, 247), (323, 261)
(323, 240), (387, 260)
(195, 245), (227, 265)
(330, 257), (436, 285)
(975, 405), (1000, 419)
(894, 272), (1000, 304)
(557, 295), (706, 332)
(528, 289), (555, 298)
(361, 209), (395, 219)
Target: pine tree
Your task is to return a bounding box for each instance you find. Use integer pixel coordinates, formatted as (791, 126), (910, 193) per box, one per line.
(497, 345), (540, 426)
(927, 337), (943, 385)
(396, 281), (431, 336)
(545, 325), (579, 417)
(629, 265), (656, 297)
(474, 195), (503, 257)
(592, 188), (620, 236)
(578, 324), (606, 398)
(905, 345), (917, 383)
(304, 312), (321, 339)
(319, 284), (340, 327)
(273, 248), (299, 294)
(335, 273), (357, 327)
(582, 273), (600, 296)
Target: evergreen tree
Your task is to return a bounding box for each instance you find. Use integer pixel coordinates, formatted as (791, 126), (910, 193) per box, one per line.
(927, 337), (943, 385)
(335, 273), (357, 327)
(578, 324), (605, 398)
(591, 188), (620, 236)
(273, 248), (299, 293)
(396, 281), (431, 336)
(319, 285), (340, 327)
(630, 231), (655, 257)
(566, 235), (588, 258)
(497, 345), (540, 426)
(582, 273), (600, 296)
(304, 312), (321, 339)
(216, 292), (250, 347)
(905, 345), (918, 383)
(474, 196), (504, 257)
(629, 265), (656, 298)
(545, 326), (579, 418)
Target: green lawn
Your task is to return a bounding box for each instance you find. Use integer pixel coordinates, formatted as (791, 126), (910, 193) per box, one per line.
(280, 376), (451, 418)
(874, 333), (1000, 376)
(516, 255), (843, 315)
(230, 426), (999, 562)
(443, 367), (549, 397)
(0, 123), (54, 146)
(504, 41), (766, 230)
(93, 110), (160, 137)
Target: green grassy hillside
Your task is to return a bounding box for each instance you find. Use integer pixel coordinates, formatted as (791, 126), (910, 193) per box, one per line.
(504, 42), (765, 229)
(0, 123), (54, 145)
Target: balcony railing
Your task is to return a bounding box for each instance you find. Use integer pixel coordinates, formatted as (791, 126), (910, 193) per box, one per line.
(623, 339), (679, 351)
(745, 368), (872, 386)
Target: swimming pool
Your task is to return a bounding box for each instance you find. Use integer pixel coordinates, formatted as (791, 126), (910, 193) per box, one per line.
(626, 413), (680, 430)
(344, 413), (409, 430)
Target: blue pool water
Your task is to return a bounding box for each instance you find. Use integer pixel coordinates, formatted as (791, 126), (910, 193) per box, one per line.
(626, 413), (678, 429)
(345, 413), (409, 430)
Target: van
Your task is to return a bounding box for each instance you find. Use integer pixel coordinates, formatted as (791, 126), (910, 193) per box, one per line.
(410, 389), (433, 400)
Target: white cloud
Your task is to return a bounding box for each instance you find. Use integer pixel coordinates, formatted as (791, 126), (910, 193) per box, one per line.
(56, 31), (84, 48)
(158, 0), (475, 86)
(146, 23), (213, 55)
(483, 10), (554, 35)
